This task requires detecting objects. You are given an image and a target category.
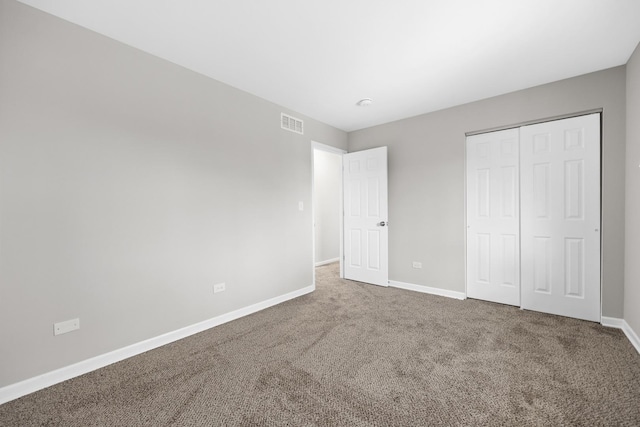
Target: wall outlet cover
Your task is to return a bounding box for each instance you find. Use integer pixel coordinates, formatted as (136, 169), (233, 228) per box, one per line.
(54, 318), (80, 336)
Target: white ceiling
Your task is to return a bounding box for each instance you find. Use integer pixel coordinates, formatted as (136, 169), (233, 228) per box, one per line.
(17, 0), (640, 132)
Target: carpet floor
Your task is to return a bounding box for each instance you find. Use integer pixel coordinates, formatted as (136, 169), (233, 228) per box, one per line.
(1, 263), (639, 426)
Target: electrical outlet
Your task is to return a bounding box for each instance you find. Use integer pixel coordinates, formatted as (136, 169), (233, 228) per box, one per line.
(213, 282), (226, 294)
(54, 318), (80, 336)
(412, 261), (422, 269)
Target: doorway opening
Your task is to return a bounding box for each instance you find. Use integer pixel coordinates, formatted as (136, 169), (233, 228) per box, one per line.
(312, 142), (346, 286)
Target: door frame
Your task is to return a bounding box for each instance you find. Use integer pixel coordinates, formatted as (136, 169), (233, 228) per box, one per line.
(464, 109), (604, 321)
(311, 141), (346, 286)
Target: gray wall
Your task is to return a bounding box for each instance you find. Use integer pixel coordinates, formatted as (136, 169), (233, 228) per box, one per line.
(0, 0), (347, 387)
(313, 150), (342, 264)
(625, 43), (640, 337)
(349, 67), (626, 318)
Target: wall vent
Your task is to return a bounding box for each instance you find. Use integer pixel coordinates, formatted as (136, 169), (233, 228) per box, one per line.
(281, 113), (304, 135)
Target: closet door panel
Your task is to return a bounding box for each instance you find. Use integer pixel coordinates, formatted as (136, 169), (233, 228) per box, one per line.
(466, 129), (520, 306)
(520, 114), (601, 322)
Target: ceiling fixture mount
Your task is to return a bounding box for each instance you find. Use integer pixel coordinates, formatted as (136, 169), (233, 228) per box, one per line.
(356, 98), (373, 107)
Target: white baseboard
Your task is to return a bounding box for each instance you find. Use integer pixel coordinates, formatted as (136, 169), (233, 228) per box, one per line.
(315, 258), (340, 267)
(0, 284), (314, 405)
(601, 316), (625, 328)
(389, 280), (466, 300)
(601, 317), (640, 355)
(624, 322), (640, 354)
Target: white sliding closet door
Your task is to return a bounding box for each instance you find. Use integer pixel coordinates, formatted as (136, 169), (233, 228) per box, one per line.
(466, 129), (520, 306)
(520, 114), (601, 322)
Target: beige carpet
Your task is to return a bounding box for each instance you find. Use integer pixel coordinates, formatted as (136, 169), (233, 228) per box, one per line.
(1, 263), (639, 426)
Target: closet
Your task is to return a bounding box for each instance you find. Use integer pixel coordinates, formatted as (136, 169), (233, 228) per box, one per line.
(466, 113), (601, 322)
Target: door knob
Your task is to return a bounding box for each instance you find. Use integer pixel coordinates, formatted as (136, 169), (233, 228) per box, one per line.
(379, 221), (387, 227)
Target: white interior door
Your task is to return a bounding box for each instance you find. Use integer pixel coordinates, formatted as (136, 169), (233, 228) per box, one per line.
(466, 128), (520, 306)
(520, 114), (601, 322)
(343, 147), (388, 286)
